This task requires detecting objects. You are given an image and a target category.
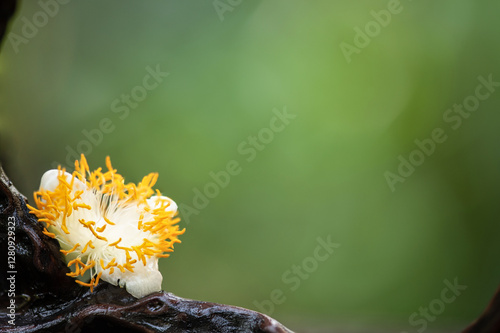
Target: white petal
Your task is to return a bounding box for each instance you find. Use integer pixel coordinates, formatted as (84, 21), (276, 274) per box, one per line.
(40, 170), (64, 192)
(40, 169), (86, 192)
(124, 269), (163, 298)
(147, 195), (177, 214)
(99, 257), (163, 298)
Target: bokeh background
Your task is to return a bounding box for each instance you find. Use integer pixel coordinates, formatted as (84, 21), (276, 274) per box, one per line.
(1, 1), (500, 332)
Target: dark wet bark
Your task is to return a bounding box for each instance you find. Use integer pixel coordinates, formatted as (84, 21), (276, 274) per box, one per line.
(463, 286), (500, 333)
(0, 0), (16, 51)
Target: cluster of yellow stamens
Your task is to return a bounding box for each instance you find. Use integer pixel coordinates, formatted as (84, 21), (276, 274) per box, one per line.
(27, 155), (184, 297)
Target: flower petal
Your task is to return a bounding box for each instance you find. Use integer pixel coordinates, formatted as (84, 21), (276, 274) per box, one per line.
(99, 257), (163, 298)
(147, 195), (177, 213)
(40, 169), (86, 192)
(123, 268), (163, 299)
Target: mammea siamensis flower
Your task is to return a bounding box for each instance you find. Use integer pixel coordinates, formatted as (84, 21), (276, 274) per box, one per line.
(27, 155), (185, 298)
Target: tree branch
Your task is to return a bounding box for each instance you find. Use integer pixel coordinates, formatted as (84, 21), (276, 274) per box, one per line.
(0, 0), (16, 51)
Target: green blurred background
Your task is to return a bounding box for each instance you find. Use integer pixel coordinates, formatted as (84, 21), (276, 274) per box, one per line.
(1, 0), (499, 331)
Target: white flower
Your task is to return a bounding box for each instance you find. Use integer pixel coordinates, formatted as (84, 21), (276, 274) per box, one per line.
(28, 155), (184, 298)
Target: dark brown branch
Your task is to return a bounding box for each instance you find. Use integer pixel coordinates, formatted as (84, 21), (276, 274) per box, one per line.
(462, 286), (500, 333)
(0, 0), (16, 51)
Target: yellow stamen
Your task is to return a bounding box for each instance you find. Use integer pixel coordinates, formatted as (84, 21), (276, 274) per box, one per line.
(95, 272), (103, 285)
(73, 202), (91, 210)
(67, 258), (85, 267)
(96, 224), (107, 233)
(42, 228), (56, 239)
(103, 216), (115, 225)
(75, 280), (93, 288)
(87, 224), (108, 241)
(80, 260), (95, 275)
(81, 240), (95, 254)
(109, 238), (122, 247)
(60, 243), (80, 255)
